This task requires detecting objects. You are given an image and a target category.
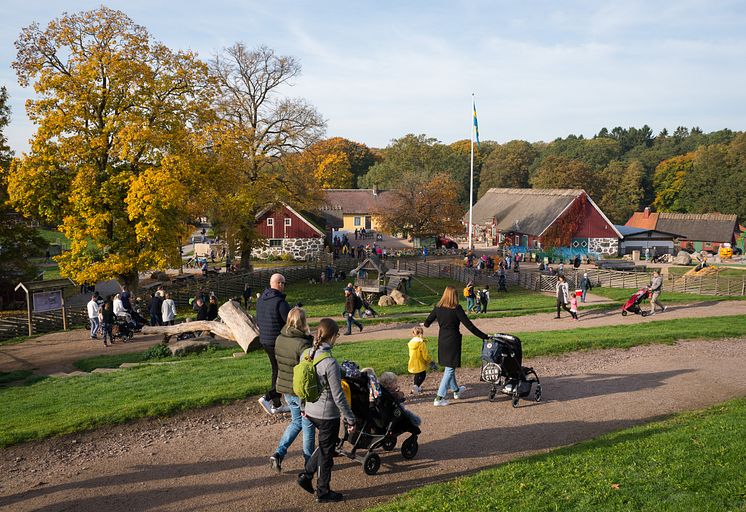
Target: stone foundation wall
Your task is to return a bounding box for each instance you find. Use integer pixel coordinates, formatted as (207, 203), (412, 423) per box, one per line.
(589, 237), (619, 256)
(252, 237), (325, 261)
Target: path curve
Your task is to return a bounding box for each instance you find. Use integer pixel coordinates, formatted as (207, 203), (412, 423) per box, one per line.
(1, 338), (744, 511)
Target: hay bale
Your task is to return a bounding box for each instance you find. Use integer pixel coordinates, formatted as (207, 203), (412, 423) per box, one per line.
(378, 295), (396, 307)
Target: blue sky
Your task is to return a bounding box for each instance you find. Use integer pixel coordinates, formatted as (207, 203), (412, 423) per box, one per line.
(1, 1), (745, 154)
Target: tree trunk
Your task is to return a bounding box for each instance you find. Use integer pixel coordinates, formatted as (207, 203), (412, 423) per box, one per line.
(142, 300), (260, 352)
(119, 270), (140, 293)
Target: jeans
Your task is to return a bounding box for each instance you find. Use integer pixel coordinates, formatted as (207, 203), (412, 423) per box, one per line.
(437, 366), (459, 398)
(466, 297), (474, 312)
(303, 416), (340, 496)
(101, 322), (112, 343)
(275, 394), (315, 462)
(345, 314), (362, 334)
(89, 317), (99, 338)
(581, 288), (588, 302)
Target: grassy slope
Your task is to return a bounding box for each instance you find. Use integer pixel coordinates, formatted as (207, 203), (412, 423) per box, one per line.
(1, 316), (745, 447)
(369, 398), (746, 512)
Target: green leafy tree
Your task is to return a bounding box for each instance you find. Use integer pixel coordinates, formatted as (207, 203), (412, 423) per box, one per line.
(599, 160), (645, 224)
(529, 155), (597, 197)
(478, 140), (539, 196)
(652, 153), (695, 212)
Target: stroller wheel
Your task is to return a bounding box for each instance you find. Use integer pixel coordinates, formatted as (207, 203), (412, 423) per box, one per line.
(621, 310), (628, 316)
(511, 396), (520, 408)
(488, 388), (497, 402)
(535, 384), (542, 402)
(401, 435), (419, 459)
(641, 311), (649, 317)
(363, 452), (381, 475)
(382, 436), (396, 451)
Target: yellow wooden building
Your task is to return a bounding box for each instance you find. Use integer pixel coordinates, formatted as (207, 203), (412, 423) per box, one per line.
(319, 189), (394, 233)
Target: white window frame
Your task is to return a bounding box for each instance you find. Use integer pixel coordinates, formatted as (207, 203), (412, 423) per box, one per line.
(266, 218), (274, 226)
(284, 218), (292, 226)
(269, 239), (282, 247)
(354, 216), (362, 227)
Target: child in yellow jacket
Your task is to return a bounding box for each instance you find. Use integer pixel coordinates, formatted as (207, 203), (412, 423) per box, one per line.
(408, 326), (436, 394)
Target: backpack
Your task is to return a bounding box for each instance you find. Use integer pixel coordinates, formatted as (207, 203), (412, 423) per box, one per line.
(354, 294), (363, 310)
(463, 286), (470, 297)
(293, 348), (331, 402)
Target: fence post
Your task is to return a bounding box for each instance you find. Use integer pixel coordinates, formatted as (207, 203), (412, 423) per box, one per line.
(742, 276), (745, 296)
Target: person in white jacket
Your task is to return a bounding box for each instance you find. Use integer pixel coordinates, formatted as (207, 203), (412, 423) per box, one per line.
(161, 293), (177, 325)
(554, 275), (572, 319)
(87, 295), (100, 339)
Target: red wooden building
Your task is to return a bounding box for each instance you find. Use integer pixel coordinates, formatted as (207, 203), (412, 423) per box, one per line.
(468, 188), (622, 255)
(253, 204), (326, 260)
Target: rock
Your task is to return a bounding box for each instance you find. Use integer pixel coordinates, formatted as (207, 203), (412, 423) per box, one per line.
(150, 271), (169, 281)
(168, 338), (213, 357)
(390, 289), (407, 305)
(674, 251), (692, 265)
(378, 295), (396, 307)
(91, 368), (119, 374)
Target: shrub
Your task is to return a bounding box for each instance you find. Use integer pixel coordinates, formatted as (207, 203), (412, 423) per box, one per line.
(142, 343), (171, 360)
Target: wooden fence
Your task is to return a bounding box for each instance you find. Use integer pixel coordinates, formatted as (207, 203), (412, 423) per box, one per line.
(0, 259), (357, 343)
(398, 261), (746, 297)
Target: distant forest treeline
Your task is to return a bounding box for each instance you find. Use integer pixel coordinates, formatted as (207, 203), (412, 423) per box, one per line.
(352, 126), (745, 225)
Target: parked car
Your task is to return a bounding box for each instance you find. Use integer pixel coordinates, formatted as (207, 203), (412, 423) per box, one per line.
(436, 236), (458, 249)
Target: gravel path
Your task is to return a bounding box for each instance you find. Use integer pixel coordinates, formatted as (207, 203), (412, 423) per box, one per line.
(2, 299), (745, 376)
(1, 338), (744, 511)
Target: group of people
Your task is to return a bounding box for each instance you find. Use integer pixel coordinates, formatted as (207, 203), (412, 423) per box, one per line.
(463, 282), (490, 313)
(85, 286), (152, 345)
(252, 272), (492, 502)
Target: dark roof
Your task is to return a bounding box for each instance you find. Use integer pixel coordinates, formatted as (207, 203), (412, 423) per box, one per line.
(15, 278), (76, 293)
(351, 256), (388, 275)
(469, 188), (621, 238)
(614, 225), (683, 239)
(655, 213), (738, 243)
(321, 189), (396, 215)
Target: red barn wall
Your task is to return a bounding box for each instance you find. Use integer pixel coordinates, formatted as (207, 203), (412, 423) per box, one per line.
(570, 197), (616, 239)
(256, 205), (320, 239)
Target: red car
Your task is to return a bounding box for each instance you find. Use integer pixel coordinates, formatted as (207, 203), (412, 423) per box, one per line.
(436, 236), (458, 249)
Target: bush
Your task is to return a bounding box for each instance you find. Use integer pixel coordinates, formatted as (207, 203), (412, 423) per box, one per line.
(280, 252), (294, 261)
(142, 343), (171, 360)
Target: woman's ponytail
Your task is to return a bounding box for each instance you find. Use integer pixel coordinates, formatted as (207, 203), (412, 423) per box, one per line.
(313, 318), (340, 352)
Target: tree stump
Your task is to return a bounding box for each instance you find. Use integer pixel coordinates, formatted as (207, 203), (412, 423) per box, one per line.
(141, 300), (260, 352)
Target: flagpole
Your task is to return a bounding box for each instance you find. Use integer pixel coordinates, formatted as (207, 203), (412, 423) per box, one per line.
(468, 93), (474, 251)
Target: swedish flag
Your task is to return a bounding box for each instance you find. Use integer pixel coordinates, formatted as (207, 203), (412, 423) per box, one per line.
(473, 101), (480, 149)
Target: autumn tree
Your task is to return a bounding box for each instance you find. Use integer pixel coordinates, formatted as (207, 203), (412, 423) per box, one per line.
(7, 7), (213, 289)
(651, 153), (695, 212)
(286, 137), (378, 189)
(0, 86), (47, 303)
(374, 174), (464, 238)
(209, 44), (326, 266)
(478, 140), (539, 196)
(361, 134), (470, 204)
(598, 160), (644, 224)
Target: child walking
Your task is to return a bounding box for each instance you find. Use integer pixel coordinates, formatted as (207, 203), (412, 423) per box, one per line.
(569, 294), (579, 321)
(408, 326), (435, 394)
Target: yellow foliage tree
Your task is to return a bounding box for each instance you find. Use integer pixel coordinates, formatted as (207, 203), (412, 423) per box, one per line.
(7, 7), (213, 288)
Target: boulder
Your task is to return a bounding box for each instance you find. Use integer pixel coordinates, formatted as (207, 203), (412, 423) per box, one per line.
(151, 271), (169, 281)
(168, 337), (214, 357)
(390, 289), (408, 305)
(378, 295), (396, 307)
(674, 251), (692, 266)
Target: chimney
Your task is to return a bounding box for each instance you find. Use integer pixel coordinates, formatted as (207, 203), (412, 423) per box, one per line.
(643, 207), (650, 219)
(372, 185), (378, 197)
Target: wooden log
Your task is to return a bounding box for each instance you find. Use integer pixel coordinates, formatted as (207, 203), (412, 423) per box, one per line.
(141, 300), (260, 352)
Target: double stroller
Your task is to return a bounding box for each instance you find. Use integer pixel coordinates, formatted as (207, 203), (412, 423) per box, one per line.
(621, 288), (651, 317)
(480, 334), (542, 407)
(336, 367), (421, 475)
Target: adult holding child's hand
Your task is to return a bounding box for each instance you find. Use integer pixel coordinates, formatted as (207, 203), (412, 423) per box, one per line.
(424, 285), (488, 407)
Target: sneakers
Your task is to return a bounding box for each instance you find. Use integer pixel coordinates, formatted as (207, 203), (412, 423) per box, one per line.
(297, 473), (314, 494)
(358, 324), (363, 332)
(433, 397), (449, 407)
(452, 385), (466, 399)
(271, 404), (291, 414)
(410, 384), (422, 395)
(269, 453), (282, 473)
(662, 306), (667, 313)
(258, 397), (274, 415)
(316, 490), (344, 503)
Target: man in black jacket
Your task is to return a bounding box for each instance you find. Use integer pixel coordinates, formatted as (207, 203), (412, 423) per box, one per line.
(256, 273), (291, 414)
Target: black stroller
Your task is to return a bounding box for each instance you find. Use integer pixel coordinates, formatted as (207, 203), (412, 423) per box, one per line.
(480, 333), (542, 407)
(110, 316), (135, 342)
(336, 372), (421, 475)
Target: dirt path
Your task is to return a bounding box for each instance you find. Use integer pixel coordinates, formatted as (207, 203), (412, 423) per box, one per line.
(3, 299), (744, 376)
(1, 339), (744, 511)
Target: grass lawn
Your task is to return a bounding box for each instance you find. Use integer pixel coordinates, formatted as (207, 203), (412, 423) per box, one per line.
(73, 346), (237, 372)
(1, 315), (745, 447)
(368, 397), (746, 512)
(592, 287), (746, 303)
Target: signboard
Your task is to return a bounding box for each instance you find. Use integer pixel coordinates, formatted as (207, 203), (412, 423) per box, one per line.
(32, 290), (63, 313)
